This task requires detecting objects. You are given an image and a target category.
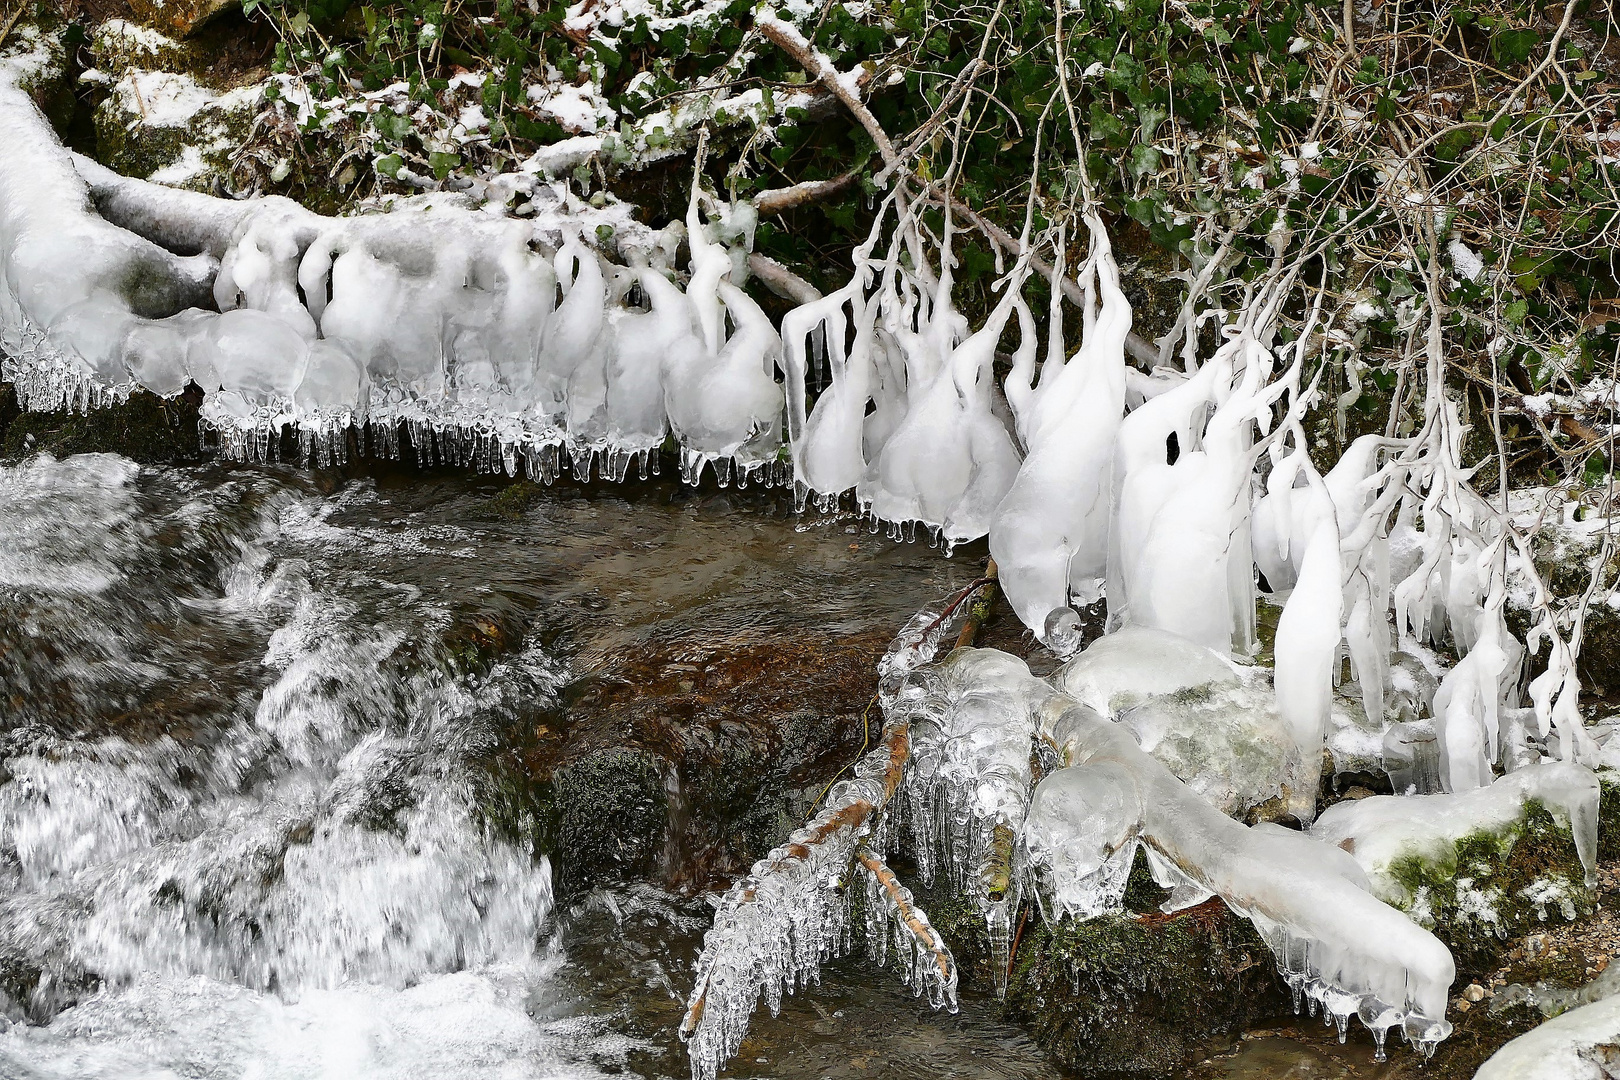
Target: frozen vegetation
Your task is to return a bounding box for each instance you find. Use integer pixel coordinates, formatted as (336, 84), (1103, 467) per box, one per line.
(2, 12), (1617, 1078)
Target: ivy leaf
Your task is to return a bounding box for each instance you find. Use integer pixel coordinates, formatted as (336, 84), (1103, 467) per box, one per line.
(1491, 28), (1542, 68)
(429, 151), (462, 179)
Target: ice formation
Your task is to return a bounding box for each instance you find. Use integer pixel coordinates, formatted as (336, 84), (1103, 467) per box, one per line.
(681, 616), (1473, 1079)
(1052, 626), (1239, 716)
(1472, 992), (1620, 1080)
(2, 60), (1604, 807)
(7, 49), (1616, 1079)
(1311, 759), (1600, 905)
(678, 604), (962, 1080)
(989, 215), (1128, 631)
(0, 72), (786, 484)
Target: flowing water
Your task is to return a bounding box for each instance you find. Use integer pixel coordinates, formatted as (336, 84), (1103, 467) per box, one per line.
(0, 451), (1054, 1080)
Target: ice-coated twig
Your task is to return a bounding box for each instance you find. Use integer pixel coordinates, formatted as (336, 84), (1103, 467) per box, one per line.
(677, 709), (912, 1078)
(854, 846), (959, 1008)
(679, 586), (987, 1080)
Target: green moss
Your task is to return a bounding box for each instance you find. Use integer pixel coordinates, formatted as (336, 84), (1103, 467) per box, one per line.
(1600, 773), (1620, 864)
(1383, 799), (1596, 979)
(0, 385), (205, 464)
(93, 79), (259, 191)
(553, 748), (668, 886)
(90, 22), (198, 81)
(95, 102), (192, 181)
(928, 849), (1283, 1080)
(1004, 899), (1284, 1079)
(489, 480), (545, 518)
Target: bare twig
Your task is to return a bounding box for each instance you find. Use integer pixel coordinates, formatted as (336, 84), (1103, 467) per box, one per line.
(0, 5), (23, 53)
(954, 558), (1000, 649)
(753, 167), (862, 216)
(748, 252), (822, 304)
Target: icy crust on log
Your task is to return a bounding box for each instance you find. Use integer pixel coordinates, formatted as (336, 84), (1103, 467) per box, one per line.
(681, 619), (1487, 1080)
(0, 73), (786, 487)
(1310, 760), (1600, 905)
(1009, 653), (1458, 1061)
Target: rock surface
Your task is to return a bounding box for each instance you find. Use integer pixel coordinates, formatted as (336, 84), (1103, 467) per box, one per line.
(127, 0), (241, 38)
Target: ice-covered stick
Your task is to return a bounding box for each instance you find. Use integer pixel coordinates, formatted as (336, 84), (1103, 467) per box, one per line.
(1032, 689), (1456, 1058)
(854, 846), (959, 1006)
(677, 712), (912, 1079)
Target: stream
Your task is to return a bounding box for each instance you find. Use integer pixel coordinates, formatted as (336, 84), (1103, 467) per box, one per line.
(0, 451), (1056, 1080)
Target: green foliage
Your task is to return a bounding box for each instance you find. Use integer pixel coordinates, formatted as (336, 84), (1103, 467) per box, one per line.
(238, 0), (1617, 459)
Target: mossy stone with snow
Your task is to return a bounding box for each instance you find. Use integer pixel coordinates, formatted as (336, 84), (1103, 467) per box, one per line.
(0, 11), (71, 129)
(93, 70), (260, 191)
(1378, 800), (1597, 979)
(926, 851), (1286, 1080)
(90, 20), (197, 82)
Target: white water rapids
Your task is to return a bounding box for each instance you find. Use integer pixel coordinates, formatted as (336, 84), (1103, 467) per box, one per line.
(0, 453), (635, 1080)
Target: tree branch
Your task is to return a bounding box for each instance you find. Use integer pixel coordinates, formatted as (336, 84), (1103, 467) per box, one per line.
(753, 166), (862, 216)
(754, 12), (1158, 364)
(748, 251), (822, 304)
(756, 13), (898, 169)
(856, 846), (956, 986)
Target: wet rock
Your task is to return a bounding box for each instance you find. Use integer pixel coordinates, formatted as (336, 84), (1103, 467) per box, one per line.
(928, 849), (1287, 1080)
(0, 382), (206, 464)
(127, 0), (241, 38)
(537, 627), (893, 890)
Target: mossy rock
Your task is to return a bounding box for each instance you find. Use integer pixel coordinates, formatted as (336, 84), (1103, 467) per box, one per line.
(489, 479), (547, 518)
(2, 5), (72, 131)
(1006, 902), (1284, 1078)
(93, 72), (260, 190)
(1385, 798), (1598, 979)
(553, 747), (669, 885)
(126, 0), (242, 39)
(0, 383), (205, 464)
(90, 19), (199, 82)
(929, 849), (1286, 1080)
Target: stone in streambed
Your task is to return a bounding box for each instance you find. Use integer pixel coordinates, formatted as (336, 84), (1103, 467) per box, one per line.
(925, 848), (1287, 1080)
